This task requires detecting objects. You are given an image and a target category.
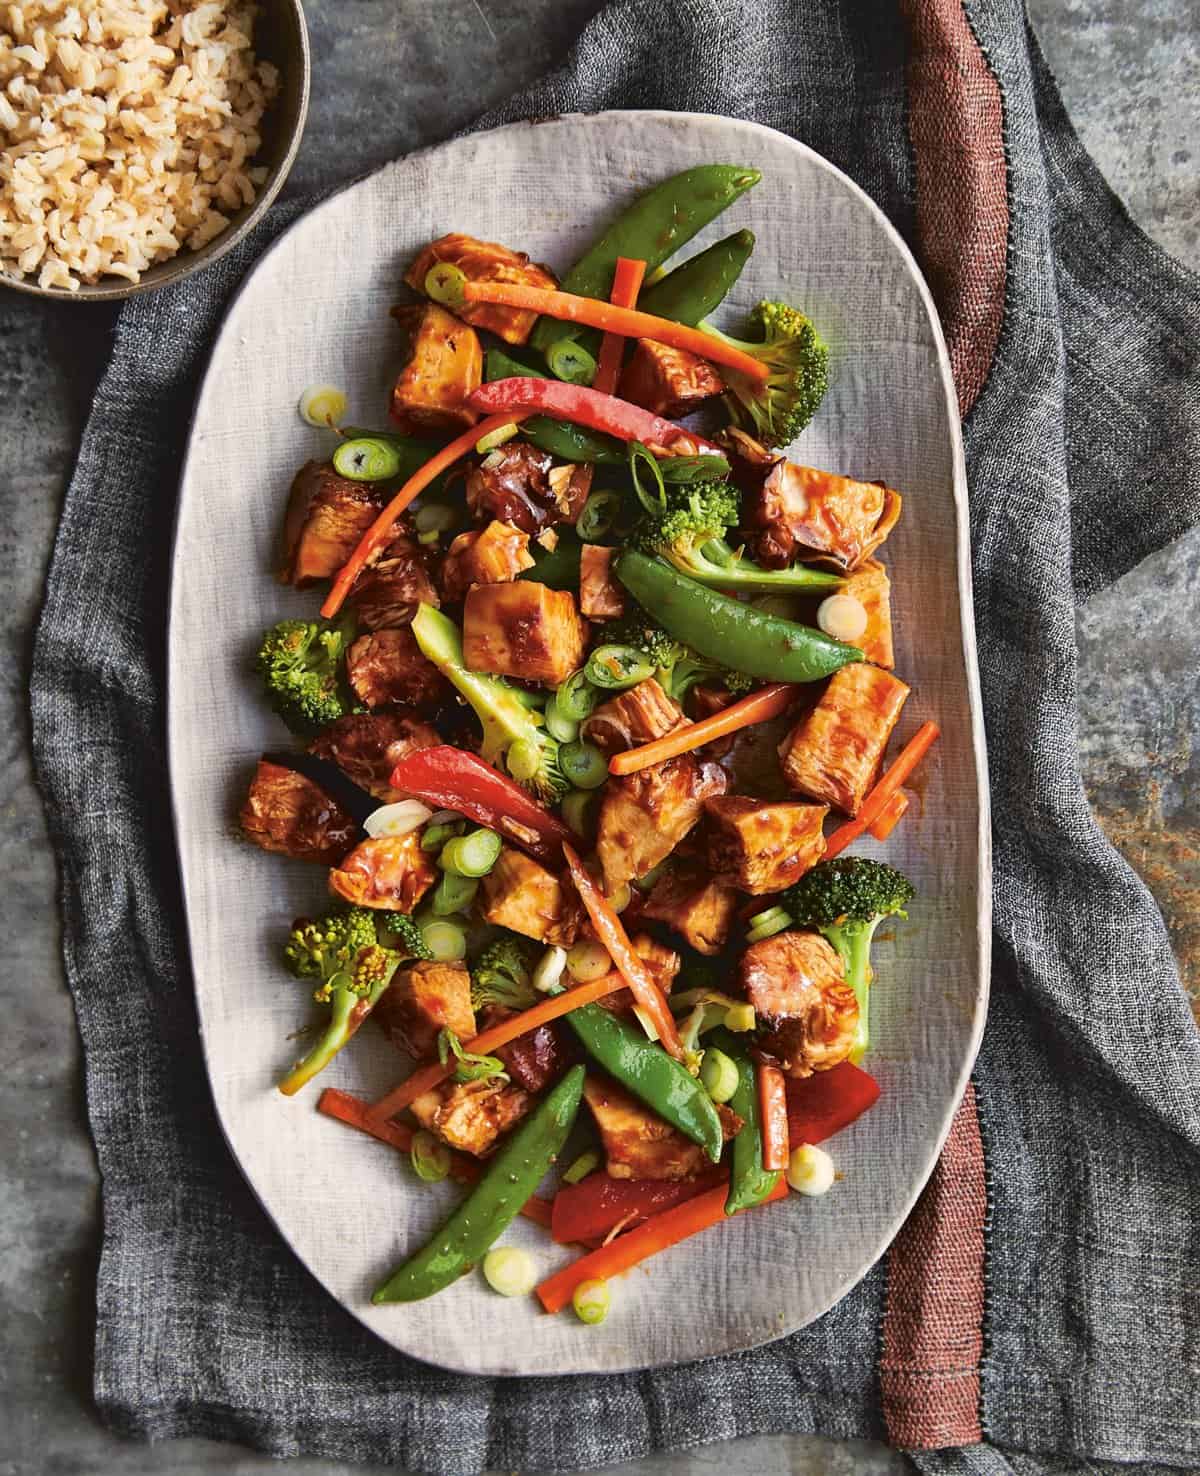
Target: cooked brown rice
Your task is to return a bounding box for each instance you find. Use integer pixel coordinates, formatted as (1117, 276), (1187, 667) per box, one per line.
(0, 1), (279, 291)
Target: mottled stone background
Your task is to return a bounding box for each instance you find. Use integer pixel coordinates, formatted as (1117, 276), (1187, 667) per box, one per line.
(1, 1), (1195, 1472)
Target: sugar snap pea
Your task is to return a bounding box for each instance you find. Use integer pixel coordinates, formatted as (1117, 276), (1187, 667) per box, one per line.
(531, 165), (762, 353)
(372, 1065), (585, 1303)
(708, 1028), (781, 1214)
(614, 550), (863, 684)
(638, 229), (756, 327)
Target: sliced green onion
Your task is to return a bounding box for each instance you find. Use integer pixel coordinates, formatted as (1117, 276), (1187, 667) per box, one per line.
(560, 739), (608, 790)
(561, 788), (598, 839)
(572, 1277), (610, 1325)
(431, 871), (479, 917)
(440, 827), (503, 878)
(586, 644), (655, 691)
(332, 436), (402, 481)
(438, 1025), (507, 1082)
(556, 669), (600, 721)
(699, 1048), (739, 1104)
(787, 1143), (836, 1196)
(421, 819), (465, 853)
(576, 488), (621, 543)
(475, 421), (521, 455)
(420, 917), (468, 962)
(628, 440), (666, 515)
(298, 383), (347, 428)
(506, 739), (542, 784)
(363, 799), (434, 838)
(413, 502), (458, 535)
(482, 1245), (537, 1297)
(546, 338), (598, 386)
(566, 938), (612, 983)
(545, 702), (580, 744)
(746, 905), (793, 944)
(562, 1150), (601, 1185)
(532, 944), (568, 994)
(724, 1002), (756, 1033)
(424, 262), (468, 307)
(410, 1129), (451, 1183)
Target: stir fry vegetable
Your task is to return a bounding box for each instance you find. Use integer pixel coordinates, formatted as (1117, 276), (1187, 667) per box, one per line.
(470, 378), (723, 456)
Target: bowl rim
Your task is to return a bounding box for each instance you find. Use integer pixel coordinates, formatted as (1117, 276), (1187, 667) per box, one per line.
(0, 0), (310, 304)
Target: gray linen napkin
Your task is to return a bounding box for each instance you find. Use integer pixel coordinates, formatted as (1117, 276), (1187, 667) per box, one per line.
(30, 0), (1200, 1471)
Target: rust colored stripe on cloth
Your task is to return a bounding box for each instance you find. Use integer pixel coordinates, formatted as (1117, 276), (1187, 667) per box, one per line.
(880, 1083), (988, 1448)
(901, 0), (1009, 416)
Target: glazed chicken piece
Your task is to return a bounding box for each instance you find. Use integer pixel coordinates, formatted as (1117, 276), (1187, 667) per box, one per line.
(582, 1075), (742, 1180)
(465, 441), (586, 534)
(374, 959), (476, 1059)
(348, 533), (439, 630)
(239, 758), (358, 865)
(596, 754), (727, 892)
(618, 339), (724, 419)
(836, 558), (894, 669)
(705, 796), (829, 895)
(346, 626), (449, 709)
(641, 867), (738, 955)
(328, 831), (438, 911)
(743, 458), (902, 572)
(737, 930), (859, 1079)
(440, 519), (535, 601)
(581, 678), (688, 757)
(405, 232), (557, 346)
(578, 543), (625, 620)
(595, 933), (682, 1016)
(462, 580), (586, 687)
(478, 847), (581, 946)
(280, 461), (380, 587)
(479, 1006), (578, 1094)
(779, 663), (910, 815)
(389, 303), (482, 434)
(308, 711), (439, 804)
(409, 1076), (532, 1157)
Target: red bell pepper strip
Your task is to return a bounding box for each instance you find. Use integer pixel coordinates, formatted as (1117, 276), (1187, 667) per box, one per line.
(551, 1166), (725, 1244)
(561, 842), (686, 1061)
(460, 279), (771, 384)
(784, 1061), (881, 1145)
(390, 745), (571, 862)
(757, 1063), (790, 1172)
(536, 1175), (789, 1314)
(468, 379), (723, 458)
(593, 256), (647, 393)
(320, 410), (529, 619)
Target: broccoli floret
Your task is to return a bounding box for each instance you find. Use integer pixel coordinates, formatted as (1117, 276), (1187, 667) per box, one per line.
(701, 299), (829, 448)
(634, 480), (840, 595)
(410, 603), (567, 802)
(279, 906), (424, 1095)
(377, 912), (434, 963)
(783, 858), (914, 1060)
(598, 598), (754, 705)
(470, 932), (538, 1012)
(599, 603), (680, 672)
(257, 615), (359, 735)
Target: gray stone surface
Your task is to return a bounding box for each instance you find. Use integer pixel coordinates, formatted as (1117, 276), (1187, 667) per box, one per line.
(0, 2), (1195, 1473)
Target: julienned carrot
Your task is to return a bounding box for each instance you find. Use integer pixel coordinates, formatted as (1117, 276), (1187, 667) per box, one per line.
(593, 257), (647, 393)
(609, 684), (798, 776)
(536, 1176), (789, 1313)
(318, 1089), (552, 1227)
(869, 789), (910, 842)
(320, 410), (529, 619)
(825, 721), (940, 860)
(758, 1064), (789, 1172)
(462, 280), (771, 384)
(367, 970), (631, 1123)
(561, 842), (685, 1062)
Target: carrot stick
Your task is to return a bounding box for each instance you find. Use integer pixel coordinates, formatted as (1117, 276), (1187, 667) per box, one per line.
(593, 256), (646, 394)
(318, 1089), (553, 1227)
(758, 1064), (789, 1171)
(609, 683), (798, 776)
(825, 721), (940, 860)
(367, 970), (631, 1123)
(868, 789), (910, 842)
(461, 280), (771, 384)
(561, 843), (685, 1061)
(320, 410), (529, 619)
(536, 1176), (789, 1313)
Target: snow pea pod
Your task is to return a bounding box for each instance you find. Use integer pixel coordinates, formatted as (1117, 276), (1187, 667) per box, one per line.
(614, 550), (863, 684)
(373, 1065), (585, 1304)
(638, 229), (755, 328)
(531, 165), (762, 354)
(709, 1028), (781, 1214)
(566, 1004), (724, 1162)
(520, 531), (583, 590)
(485, 349), (625, 465)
